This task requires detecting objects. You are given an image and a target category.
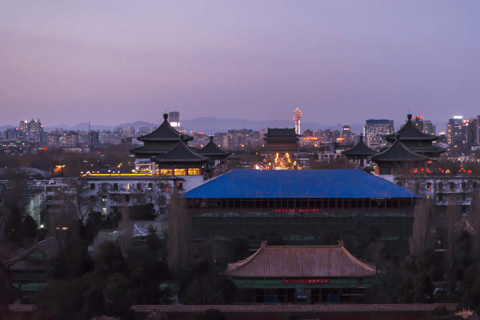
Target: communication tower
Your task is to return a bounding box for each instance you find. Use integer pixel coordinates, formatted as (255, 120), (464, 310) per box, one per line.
(293, 108), (302, 135)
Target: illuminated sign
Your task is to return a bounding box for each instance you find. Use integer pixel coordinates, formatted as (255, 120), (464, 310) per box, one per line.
(274, 209), (321, 213)
(283, 279), (329, 284)
(454, 116), (463, 119)
(170, 121), (180, 127)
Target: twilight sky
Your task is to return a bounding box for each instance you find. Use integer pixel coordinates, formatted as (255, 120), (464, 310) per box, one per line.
(1, 1), (479, 127)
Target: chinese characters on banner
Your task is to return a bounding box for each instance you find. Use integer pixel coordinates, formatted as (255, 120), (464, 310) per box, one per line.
(282, 279), (330, 284)
(274, 209), (321, 213)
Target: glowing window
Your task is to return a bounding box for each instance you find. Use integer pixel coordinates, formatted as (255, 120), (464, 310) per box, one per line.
(160, 169), (172, 175)
(174, 169), (186, 176)
(125, 183), (130, 190)
(188, 168), (201, 175)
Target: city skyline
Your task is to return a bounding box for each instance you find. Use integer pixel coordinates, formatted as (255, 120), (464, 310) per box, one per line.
(1, 1), (479, 126)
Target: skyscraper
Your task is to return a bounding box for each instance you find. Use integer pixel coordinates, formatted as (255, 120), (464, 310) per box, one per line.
(446, 116), (463, 145)
(364, 119), (394, 148)
(168, 111), (181, 129)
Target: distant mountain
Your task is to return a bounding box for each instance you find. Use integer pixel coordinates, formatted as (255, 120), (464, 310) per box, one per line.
(39, 118), (366, 134)
(1, 118), (448, 135)
(0, 125), (16, 131)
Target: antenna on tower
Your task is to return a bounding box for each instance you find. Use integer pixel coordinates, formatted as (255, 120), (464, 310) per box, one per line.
(89, 121), (91, 132)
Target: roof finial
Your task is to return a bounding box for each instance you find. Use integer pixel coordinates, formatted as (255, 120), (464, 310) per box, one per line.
(163, 113), (168, 121)
(359, 133), (364, 141)
(407, 114), (412, 121)
(210, 136), (213, 141)
(395, 133), (400, 141)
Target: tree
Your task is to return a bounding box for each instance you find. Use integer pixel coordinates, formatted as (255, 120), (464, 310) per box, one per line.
(94, 241), (128, 279)
(228, 238), (250, 262)
(5, 207), (23, 246)
(126, 248), (172, 305)
(318, 230), (341, 246)
(258, 230), (285, 246)
(167, 191), (191, 273)
(84, 210), (104, 244)
(145, 226), (162, 255)
(409, 199), (434, 257)
(178, 241), (237, 305)
(21, 215), (38, 247)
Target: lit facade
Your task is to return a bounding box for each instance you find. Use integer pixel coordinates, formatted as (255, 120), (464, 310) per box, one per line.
(168, 111), (180, 129)
(447, 116), (463, 145)
(364, 119), (394, 149)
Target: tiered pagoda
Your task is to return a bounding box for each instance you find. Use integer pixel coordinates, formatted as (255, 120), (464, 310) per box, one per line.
(197, 136), (231, 163)
(342, 134), (377, 167)
(371, 135), (427, 175)
(385, 114), (445, 158)
(130, 113), (193, 159)
(151, 138), (208, 177)
(263, 128), (299, 153)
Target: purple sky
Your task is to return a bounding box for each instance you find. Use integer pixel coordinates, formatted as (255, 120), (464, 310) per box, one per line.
(1, 1), (479, 127)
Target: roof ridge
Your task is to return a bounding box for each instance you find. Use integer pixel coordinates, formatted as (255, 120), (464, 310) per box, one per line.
(341, 246), (376, 271)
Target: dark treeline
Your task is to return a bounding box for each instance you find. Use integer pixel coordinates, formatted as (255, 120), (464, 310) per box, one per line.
(3, 185), (480, 319)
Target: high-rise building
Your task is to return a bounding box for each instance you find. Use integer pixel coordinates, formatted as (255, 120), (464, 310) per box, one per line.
(168, 111), (180, 129)
(423, 120), (436, 136)
(477, 115), (480, 145)
(114, 127), (124, 136)
(364, 119), (394, 148)
(293, 109), (302, 135)
(463, 118), (477, 144)
(125, 126), (135, 137)
(138, 126), (150, 136)
(446, 116), (463, 145)
(411, 116), (424, 132)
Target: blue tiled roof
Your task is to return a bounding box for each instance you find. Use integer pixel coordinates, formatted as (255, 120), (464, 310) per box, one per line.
(184, 169), (419, 199)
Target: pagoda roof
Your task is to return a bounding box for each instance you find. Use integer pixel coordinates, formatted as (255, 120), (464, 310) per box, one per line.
(266, 128), (298, 136)
(151, 140), (208, 164)
(264, 128), (299, 141)
(386, 114), (438, 142)
(130, 143), (178, 156)
(197, 136), (231, 157)
(137, 113), (192, 142)
(225, 243), (377, 278)
(371, 138), (427, 163)
(184, 169), (419, 199)
(342, 135), (377, 157)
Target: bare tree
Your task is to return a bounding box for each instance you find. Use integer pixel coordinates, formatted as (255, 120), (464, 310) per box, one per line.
(409, 198), (434, 256)
(470, 191), (480, 264)
(64, 178), (102, 221)
(444, 198), (460, 275)
(167, 191), (191, 273)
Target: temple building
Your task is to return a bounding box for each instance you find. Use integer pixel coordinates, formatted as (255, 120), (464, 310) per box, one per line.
(151, 139), (209, 190)
(385, 114), (445, 158)
(263, 128), (299, 153)
(342, 134), (377, 167)
(185, 169), (418, 257)
(131, 113), (193, 172)
(263, 128), (300, 169)
(371, 136), (428, 176)
(226, 242), (380, 304)
(197, 136), (232, 173)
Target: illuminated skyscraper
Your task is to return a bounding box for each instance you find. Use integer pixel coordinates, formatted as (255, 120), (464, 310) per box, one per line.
(446, 116), (463, 145)
(293, 108), (302, 135)
(169, 111), (180, 129)
(364, 119), (394, 148)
